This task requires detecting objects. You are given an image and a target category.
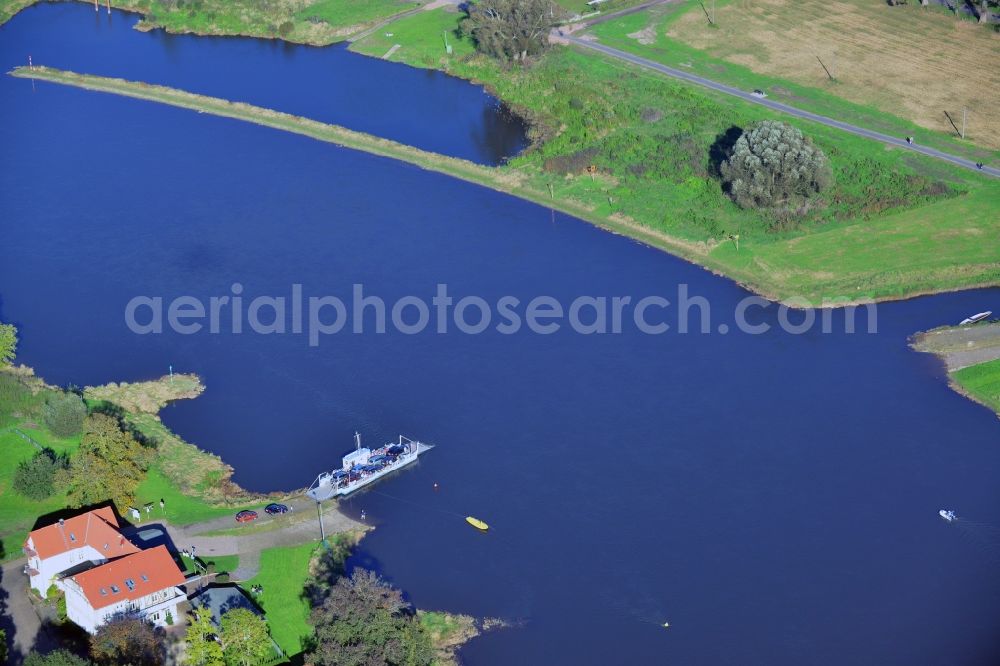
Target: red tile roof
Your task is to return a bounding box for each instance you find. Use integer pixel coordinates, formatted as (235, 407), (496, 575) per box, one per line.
(70, 545), (185, 610)
(26, 507), (139, 560)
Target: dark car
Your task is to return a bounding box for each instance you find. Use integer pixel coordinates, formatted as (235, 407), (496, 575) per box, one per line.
(265, 503), (290, 515)
(235, 510), (258, 523)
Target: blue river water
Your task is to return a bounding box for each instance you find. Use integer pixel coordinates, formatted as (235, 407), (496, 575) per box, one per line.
(2, 4), (1000, 664)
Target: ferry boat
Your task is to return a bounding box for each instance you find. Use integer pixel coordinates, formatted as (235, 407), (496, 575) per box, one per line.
(939, 509), (957, 522)
(306, 433), (431, 501)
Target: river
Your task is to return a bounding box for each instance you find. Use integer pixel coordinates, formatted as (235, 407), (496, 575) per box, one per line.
(1, 4), (999, 664)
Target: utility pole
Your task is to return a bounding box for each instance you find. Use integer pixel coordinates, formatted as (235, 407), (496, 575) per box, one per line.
(961, 107), (967, 139)
(316, 500), (326, 544)
(832, 50), (837, 81)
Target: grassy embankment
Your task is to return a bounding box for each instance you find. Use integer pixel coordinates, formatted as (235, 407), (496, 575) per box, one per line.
(0, 366), (264, 562)
(953, 359), (1000, 416)
(912, 322), (1000, 417)
(0, 0), (420, 44)
(11, 57), (1000, 305)
(600, 0), (1000, 152)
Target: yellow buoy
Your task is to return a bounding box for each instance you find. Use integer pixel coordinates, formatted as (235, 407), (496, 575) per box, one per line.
(465, 516), (489, 531)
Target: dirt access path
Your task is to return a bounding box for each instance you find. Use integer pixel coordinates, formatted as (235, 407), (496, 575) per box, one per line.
(139, 496), (364, 580)
(911, 322), (1000, 371)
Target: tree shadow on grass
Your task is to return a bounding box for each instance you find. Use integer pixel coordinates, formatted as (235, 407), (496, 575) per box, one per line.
(708, 125), (743, 178)
(708, 125), (743, 181)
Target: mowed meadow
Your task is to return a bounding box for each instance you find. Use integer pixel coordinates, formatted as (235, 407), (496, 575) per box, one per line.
(664, 0), (1000, 149)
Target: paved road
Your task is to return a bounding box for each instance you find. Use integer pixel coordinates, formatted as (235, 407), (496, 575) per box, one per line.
(562, 36), (1000, 179)
(1, 559), (40, 664)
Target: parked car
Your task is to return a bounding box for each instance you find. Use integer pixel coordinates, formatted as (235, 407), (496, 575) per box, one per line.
(264, 503), (290, 515)
(235, 510), (258, 523)
(751, 89), (768, 98)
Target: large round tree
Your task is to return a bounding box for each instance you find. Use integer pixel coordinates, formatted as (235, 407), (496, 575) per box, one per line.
(462, 0), (564, 62)
(721, 120), (832, 211)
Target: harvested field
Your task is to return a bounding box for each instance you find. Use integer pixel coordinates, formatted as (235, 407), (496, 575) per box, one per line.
(666, 0), (1000, 149)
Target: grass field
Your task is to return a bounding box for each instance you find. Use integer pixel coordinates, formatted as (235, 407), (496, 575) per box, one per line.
(134, 467), (253, 526)
(244, 542), (321, 656)
(952, 358), (1000, 416)
(357, 6), (474, 65)
(179, 552), (240, 575)
(0, 425), (80, 562)
(597, 0), (1000, 151)
(0, 0), (420, 43)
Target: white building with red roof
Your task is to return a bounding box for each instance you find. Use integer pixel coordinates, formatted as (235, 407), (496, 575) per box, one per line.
(23, 506), (140, 598)
(62, 545), (186, 633)
(23, 507), (186, 634)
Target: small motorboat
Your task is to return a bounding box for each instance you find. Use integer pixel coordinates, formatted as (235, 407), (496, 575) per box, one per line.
(939, 509), (957, 522)
(465, 516), (489, 531)
(959, 311), (991, 325)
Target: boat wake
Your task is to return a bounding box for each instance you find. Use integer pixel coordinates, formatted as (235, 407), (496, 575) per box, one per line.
(945, 513), (1000, 562)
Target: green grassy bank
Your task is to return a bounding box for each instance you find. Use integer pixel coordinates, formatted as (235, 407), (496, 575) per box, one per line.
(953, 359), (1000, 417)
(12, 59), (999, 304)
(911, 322), (1000, 418)
(0, 0), (420, 44)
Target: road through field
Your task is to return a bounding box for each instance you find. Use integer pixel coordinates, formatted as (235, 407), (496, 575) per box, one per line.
(563, 35), (1000, 178)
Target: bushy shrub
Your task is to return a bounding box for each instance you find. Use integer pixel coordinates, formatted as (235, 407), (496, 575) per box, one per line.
(43, 392), (87, 438)
(461, 0), (564, 62)
(56, 592), (68, 623)
(13, 449), (67, 501)
(24, 650), (94, 666)
(720, 120), (832, 211)
(0, 372), (36, 427)
(0, 322), (17, 365)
